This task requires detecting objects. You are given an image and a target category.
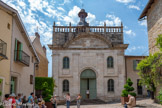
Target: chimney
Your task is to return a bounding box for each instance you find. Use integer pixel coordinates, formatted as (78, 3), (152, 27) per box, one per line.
(35, 32), (40, 39)
(43, 46), (46, 56)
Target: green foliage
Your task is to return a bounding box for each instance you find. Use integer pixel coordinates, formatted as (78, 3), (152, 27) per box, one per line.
(42, 82), (52, 102)
(137, 35), (162, 92)
(35, 77), (55, 102)
(121, 78), (136, 97)
(156, 34), (162, 51)
(157, 88), (162, 104)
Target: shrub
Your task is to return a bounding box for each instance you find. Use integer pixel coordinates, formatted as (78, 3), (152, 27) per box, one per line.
(157, 88), (162, 104)
(42, 82), (52, 102)
(35, 77), (55, 102)
(121, 78), (136, 97)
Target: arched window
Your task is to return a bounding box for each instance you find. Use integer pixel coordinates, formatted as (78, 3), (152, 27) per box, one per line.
(108, 79), (114, 92)
(63, 80), (69, 92)
(63, 57), (69, 69)
(107, 56), (113, 68)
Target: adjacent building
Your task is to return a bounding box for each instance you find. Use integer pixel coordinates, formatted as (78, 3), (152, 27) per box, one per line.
(139, 0), (162, 101)
(30, 32), (48, 77)
(0, 3), (12, 100)
(139, 0), (162, 54)
(0, 1), (40, 99)
(125, 56), (147, 97)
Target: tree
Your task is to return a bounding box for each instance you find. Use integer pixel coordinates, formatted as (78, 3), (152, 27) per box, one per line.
(137, 34), (162, 99)
(156, 34), (162, 51)
(121, 78), (136, 97)
(42, 82), (52, 102)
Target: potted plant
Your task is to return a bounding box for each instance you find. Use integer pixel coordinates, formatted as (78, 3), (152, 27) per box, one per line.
(121, 78), (136, 105)
(42, 82), (53, 108)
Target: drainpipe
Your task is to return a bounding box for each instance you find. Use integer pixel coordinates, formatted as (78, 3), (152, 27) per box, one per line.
(33, 62), (39, 95)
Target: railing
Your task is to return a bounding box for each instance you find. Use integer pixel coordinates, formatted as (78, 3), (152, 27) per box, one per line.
(53, 26), (123, 33)
(0, 39), (7, 59)
(14, 50), (30, 66)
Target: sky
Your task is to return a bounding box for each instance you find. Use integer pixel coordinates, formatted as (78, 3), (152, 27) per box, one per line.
(2, 0), (149, 77)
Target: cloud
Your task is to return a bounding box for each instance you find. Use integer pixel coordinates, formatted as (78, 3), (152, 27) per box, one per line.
(87, 13), (96, 25)
(57, 7), (65, 12)
(62, 6), (96, 25)
(138, 20), (147, 27)
(127, 46), (146, 52)
(63, 6), (80, 25)
(125, 30), (136, 36)
(103, 14), (121, 26)
(60, 0), (73, 5)
(116, 0), (134, 4)
(128, 5), (140, 10)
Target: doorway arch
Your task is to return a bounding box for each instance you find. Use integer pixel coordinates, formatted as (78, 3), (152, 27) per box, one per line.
(80, 69), (97, 99)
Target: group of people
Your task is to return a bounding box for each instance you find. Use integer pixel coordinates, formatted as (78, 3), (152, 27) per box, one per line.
(50, 93), (82, 108)
(2, 92), (46, 108)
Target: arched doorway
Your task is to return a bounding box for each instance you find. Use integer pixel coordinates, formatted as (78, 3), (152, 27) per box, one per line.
(80, 69), (97, 99)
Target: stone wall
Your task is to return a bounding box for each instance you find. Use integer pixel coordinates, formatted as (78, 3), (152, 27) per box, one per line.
(147, 0), (162, 54)
(33, 36), (48, 77)
(53, 32), (123, 47)
(52, 49), (125, 101)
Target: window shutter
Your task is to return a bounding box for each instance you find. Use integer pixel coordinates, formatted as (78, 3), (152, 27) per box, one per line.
(19, 43), (23, 60)
(133, 60), (137, 71)
(30, 75), (33, 84)
(14, 39), (18, 61)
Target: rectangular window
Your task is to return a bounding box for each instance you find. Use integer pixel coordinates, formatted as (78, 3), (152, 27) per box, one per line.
(137, 79), (143, 95)
(30, 75), (33, 84)
(32, 56), (34, 63)
(10, 77), (17, 94)
(133, 60), (140, 71)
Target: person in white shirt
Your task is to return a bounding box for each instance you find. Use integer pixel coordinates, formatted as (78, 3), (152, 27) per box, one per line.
(3, 94), (10, 108)
(66, 93), (70, 108)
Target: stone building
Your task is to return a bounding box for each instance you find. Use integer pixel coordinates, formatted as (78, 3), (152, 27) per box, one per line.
(49, 9), (130, 101)
(139, 0), (162, 54)
(30, 32), (48, 77)
(0, 1), (40, 99)
(125, 56), (147, 97)
(139, 0), (162, 101)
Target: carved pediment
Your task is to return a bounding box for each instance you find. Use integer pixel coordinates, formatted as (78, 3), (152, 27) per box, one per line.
(66, 34), (112, 49)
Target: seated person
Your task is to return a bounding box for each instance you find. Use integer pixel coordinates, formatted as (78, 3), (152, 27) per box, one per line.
(126, 94), (136, 108)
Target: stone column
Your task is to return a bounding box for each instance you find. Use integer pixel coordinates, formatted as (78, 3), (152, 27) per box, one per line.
(72, 53), (80, 97)
(52, 53), (60, 96)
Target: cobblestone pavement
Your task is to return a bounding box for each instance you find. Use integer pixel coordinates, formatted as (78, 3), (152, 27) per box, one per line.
(57, 98), (162, 108)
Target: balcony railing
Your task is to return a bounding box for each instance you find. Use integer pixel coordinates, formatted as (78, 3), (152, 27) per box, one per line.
(0, 39), (7, 60)
(53, 25), (123, 33)
(14, 50), (30, 66)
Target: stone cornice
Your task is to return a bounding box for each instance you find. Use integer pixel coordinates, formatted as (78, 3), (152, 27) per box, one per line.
(58, 76), (73, 78)
(48, 44), (129, 50)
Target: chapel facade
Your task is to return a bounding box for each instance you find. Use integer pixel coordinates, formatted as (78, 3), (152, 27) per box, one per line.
(49, 9), (129, 101)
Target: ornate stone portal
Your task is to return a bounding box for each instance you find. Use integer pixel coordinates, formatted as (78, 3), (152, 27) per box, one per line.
(48, 9), (128, 101)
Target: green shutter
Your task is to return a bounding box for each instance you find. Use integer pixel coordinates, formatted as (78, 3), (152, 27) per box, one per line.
(14, 39), (18, 61)
(19, 43), (23, 60)
(133, 60), (137, 71)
